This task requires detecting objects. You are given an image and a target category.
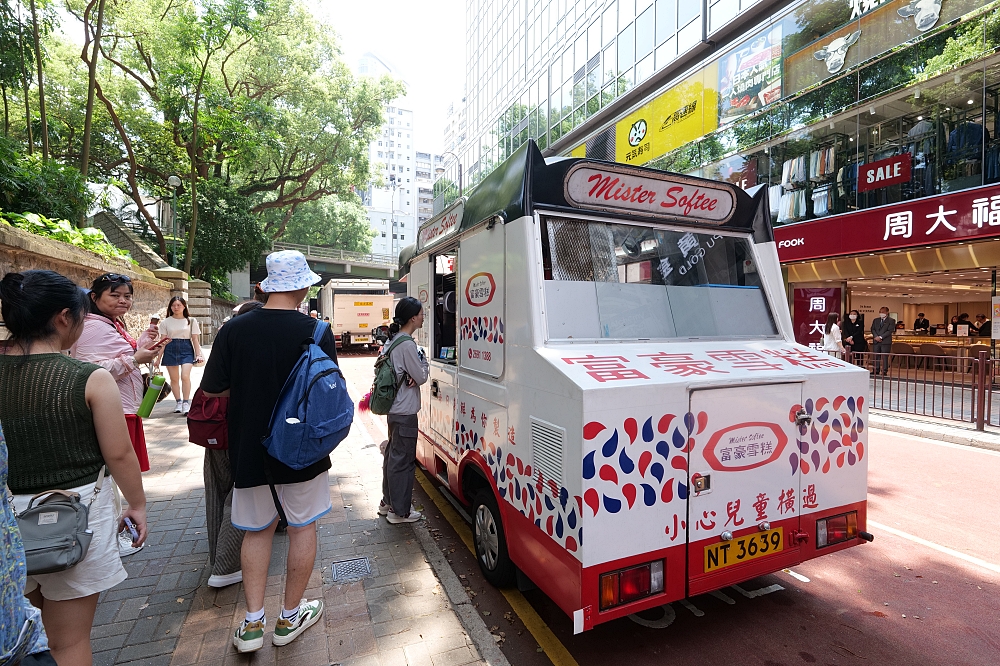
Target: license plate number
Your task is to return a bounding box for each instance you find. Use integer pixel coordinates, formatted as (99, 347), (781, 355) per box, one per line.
(704, 528), (783, 573)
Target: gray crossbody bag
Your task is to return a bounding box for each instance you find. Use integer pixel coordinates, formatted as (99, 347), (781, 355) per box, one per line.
(9, 466), (106, 575)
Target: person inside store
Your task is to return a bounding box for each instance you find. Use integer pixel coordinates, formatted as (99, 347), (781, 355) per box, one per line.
(974, 314), (992, 338)
(842, 310), (867, 356)
(871, 307), (895, 376)
(822, 313), (846, 356)
(948, 315), (960, 334)
(913, 313), (930, 334)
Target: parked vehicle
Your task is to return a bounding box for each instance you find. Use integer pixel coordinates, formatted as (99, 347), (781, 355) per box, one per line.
(398, 141), (872, 632)
(320, 279), (393, 350)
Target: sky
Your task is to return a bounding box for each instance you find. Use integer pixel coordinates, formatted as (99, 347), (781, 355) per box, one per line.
(311, 0), (467, 155)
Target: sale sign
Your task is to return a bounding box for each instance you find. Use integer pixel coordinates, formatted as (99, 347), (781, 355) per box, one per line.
(793, 287), (841, 349)
(857, 153), (912, 192)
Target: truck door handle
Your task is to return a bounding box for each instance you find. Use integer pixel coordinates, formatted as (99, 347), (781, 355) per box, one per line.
(794, 409), (812, 428)
(431, 380), (439, 397)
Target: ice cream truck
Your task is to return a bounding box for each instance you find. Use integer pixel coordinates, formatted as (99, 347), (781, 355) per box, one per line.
(398, 141), (871, 632)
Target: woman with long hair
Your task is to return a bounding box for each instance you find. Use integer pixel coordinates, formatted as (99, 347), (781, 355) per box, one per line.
(158, 296), (204, 414)
(822, 311), (845, 356)
(0, 270), (148, 665)
(378, 297), (430, 524)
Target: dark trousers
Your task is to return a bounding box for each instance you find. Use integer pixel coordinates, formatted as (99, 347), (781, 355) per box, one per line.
(204, 448), (244, 576)
(873, 341), (891, 375)
(382, 413), (420, 516)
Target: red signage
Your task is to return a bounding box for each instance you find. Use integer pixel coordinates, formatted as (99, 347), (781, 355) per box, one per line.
(793, 287), (841, 349)
(564, 164), (736, 223)
(775, 184), (1000, 263)
(857, 153), (912, 192)
(464, 272), (496, 307)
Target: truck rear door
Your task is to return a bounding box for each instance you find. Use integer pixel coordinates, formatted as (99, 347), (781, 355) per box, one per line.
(687, 383), (803, 596)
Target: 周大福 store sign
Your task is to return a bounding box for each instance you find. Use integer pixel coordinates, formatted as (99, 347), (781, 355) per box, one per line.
(857, 153), (912, 192)
(417, 199), (464, 251)
(564, 164), (736, 223)
(774, 184), (1000, 262)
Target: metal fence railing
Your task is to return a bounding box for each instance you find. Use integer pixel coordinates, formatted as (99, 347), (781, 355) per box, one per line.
(271, 242), (397, 267)
(847, 349), (995, 430)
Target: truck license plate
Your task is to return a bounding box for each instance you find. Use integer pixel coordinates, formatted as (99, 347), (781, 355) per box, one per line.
(703, 528), (783, 573)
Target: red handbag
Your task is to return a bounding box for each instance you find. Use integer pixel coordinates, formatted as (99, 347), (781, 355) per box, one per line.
(187, 388), (228, 449)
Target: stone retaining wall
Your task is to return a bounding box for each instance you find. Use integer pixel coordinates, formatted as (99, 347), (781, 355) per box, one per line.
(0, 224), (172, 339)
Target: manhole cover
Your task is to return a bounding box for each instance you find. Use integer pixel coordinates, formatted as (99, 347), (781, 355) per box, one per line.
(331, 557), (371, 582)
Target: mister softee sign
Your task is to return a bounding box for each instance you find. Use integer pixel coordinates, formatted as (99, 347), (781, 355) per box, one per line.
(564, 164), (736, 224)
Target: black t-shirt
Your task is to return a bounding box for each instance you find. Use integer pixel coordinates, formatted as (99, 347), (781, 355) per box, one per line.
(201, 309), (338, 488)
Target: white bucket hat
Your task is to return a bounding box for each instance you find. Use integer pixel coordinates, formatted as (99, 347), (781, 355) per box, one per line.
(259, 250), (322, 293)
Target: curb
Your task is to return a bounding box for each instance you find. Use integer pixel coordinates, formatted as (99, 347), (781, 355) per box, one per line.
(869, 411), (1000, 453)
(412, 521), (512, 666)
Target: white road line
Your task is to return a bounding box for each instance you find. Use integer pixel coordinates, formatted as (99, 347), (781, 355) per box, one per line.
(782, 569), (811, 583)
(679, 599), (704, 617)
(709, 590), (736, 605)
(731, 583), (784, 598)
(868, 520), (1000, 575)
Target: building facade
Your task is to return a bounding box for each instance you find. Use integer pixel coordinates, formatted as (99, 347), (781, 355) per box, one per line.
(357, 53), (417, 258)
(443, 0), (1000, 351)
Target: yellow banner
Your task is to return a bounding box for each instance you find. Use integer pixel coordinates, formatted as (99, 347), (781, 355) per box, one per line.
(354, 301), (373, 306)
(615, 64), (719, 166)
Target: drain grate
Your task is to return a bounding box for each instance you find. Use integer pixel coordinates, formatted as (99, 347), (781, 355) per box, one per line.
(330, 557), (372, 582)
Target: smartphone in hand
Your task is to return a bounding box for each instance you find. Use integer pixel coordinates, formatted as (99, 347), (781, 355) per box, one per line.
(123, 517), (139, 542)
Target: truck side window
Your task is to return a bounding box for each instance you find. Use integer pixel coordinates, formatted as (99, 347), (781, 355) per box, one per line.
(433, 252), (458, 363)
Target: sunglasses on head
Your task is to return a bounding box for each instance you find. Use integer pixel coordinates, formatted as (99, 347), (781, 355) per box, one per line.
(96, 273), (132, 284)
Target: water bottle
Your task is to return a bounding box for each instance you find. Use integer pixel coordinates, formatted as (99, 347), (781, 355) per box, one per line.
(137, 375), (166, 418)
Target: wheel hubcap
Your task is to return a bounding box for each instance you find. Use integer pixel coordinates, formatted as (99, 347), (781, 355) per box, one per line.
(475, 504), (499, 570)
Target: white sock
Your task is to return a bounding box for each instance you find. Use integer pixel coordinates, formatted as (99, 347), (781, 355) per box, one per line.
(281, 606), (298, 623)
(244, 608), (265, 625)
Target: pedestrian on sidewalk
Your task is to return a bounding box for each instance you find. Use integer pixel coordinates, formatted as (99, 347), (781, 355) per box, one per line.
(0, 270), (148, 666)
(378, 297), (429, 524)
(822, 312), (845, 357)
(201, 251), (335, 653)
(158, 296), (204, 414)
(0, 424), (55, 665)
(71, 273), (167, 557)
(199, 300), (262, 589)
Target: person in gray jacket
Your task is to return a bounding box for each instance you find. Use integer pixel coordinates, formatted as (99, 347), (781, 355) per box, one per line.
(870, 307), (896, 376)
(378, 297), (430, 524)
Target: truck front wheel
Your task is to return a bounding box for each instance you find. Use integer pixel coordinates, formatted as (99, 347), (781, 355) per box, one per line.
(473, 489), (516, 587)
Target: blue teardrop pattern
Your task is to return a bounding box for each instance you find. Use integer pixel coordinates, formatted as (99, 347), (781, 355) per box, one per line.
(677, 481), (688, 500)
(583, 451), (596, 479)
(567, 508), (577, 529)
(650, 462), (664, 483)
(603, 495), (622, 513)
(559, 487), (569, 509)
(641, 483), (656, 506)
(672, 429), (686, 449)
(555, 515), (564, 538)
(619, 448), (635, 474)
(602, 430), (619, 458)
(642, 417), (654, 442)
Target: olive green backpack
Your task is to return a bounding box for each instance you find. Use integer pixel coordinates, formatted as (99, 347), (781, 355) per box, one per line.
(369, 335), (412, 415)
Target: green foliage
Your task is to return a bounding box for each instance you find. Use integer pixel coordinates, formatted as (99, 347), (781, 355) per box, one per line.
(0, 135), (92, 220)
(0, 209), (131, 261)
(280, 196), (375, 253)
(175, 176), (269, 282)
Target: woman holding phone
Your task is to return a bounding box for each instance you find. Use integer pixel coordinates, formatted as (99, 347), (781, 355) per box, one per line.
(158, 296), (204, 414)
(71, 273), (167, 556)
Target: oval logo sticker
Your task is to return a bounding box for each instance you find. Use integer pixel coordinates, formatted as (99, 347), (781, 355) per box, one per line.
(465, 272), (496, 307)
(703, 422), (788, 472)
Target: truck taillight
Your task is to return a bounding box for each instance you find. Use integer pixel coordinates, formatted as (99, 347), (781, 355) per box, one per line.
(599, 560), (665, 611)
(816, 511), (858, 548)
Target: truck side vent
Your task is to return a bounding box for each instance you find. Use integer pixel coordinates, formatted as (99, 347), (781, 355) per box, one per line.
(530, 417), (565, 493)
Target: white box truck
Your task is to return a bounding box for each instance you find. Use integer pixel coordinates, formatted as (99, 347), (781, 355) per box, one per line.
(320, 279), (393, 350)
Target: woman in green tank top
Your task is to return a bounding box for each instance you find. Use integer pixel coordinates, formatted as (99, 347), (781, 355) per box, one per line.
(0, 270), (148, 666)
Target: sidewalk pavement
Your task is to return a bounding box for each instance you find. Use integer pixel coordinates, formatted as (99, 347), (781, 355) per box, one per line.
(88, 364), (504, 666)
(869, 409), (1000, 453)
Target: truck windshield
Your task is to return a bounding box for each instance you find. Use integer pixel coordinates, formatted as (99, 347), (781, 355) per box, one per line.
(540, 216), (777, 340)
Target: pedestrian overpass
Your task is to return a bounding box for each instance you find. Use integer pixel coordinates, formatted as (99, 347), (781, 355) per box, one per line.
(254, 243), (399, 282)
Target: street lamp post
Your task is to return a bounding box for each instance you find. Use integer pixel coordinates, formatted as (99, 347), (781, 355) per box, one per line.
(388, 174), (397, 260)
(167, 175), (182, 268)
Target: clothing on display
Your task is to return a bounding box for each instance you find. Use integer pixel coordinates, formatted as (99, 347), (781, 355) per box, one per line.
(811, 185), (833, 217)
(768, 184), (782, 219)
(777, 189), (807, 223)
(781, 156), (808, 190)
(809, 146), (837, 182)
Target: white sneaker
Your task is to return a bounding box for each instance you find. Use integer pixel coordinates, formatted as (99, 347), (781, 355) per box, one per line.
(173, 400), (183, 413)
(118, 530), (142, 556)
(379, 502), (415, 517)
(181, 400), (191, 415)
(386, 509), (423, 524)
(207, 570), (243, 588)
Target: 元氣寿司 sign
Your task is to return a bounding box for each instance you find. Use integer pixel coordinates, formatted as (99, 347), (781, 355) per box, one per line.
(417, 199), (464, 251)
(564, 164), (736, 224)
(774, 184), (1000, 262)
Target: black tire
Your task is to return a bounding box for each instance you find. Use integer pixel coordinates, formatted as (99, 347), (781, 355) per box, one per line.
(472, 489), (516, 587)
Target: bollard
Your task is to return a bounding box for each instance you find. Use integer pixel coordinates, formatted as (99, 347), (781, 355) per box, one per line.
(976, 350), (988, 431)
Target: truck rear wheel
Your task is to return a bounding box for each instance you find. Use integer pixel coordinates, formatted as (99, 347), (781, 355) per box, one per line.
(472, 489), (516, 587)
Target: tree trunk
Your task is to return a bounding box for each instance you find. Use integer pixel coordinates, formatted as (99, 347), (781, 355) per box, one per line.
(183, 63), (210, 276)
(79, 0), (106, 225)
(17, 8), (32, 154)
(2, 84), (8, 137)
(28, 0), (47, 160)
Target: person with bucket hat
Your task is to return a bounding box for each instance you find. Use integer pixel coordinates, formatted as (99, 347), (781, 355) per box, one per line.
(201, 250), (337, 652)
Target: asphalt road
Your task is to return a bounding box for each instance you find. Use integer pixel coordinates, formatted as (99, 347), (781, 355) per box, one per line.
(338, 352), (1000, 666)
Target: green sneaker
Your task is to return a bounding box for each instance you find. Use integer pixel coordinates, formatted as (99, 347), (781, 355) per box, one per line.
(233, 619), (265, 653)
(272, 599), (324, 646)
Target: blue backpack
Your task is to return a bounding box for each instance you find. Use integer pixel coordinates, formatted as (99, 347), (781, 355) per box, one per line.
(262, 320), (354, 470)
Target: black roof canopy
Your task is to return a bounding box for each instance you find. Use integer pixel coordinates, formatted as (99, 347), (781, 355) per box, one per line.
(400, 140), (773, 275)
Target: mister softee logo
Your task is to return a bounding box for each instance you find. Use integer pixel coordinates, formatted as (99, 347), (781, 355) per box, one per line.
(465, 272), (496, 307)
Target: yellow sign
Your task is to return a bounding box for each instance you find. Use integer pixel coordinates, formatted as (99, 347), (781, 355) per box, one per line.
(571, 143), (587, 158)
(615, 64), (719, 167)
(382, 308), (390, 319)
(358, 323), (369, 328)
(354, 301), (373, 307)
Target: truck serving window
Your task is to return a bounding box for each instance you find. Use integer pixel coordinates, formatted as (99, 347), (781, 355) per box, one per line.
(433, 252), (458, 362)
(540, 216), (777, 340)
